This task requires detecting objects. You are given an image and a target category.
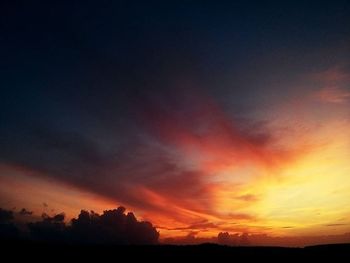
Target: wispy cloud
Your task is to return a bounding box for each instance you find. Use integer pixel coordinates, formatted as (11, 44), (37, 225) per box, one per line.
(311, 68), (350, 103)
(314, 86), (350, 103)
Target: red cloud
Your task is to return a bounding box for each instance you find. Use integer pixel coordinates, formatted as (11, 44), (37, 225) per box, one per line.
(138, 92), (293, 175)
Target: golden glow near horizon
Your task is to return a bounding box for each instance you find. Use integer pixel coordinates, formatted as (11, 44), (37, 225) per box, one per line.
(230, 122), (350, 236)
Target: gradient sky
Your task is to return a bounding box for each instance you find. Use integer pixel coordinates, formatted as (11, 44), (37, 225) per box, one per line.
(1, 1), (350, 243)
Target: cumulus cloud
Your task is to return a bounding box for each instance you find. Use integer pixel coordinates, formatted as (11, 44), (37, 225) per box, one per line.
(70, 207), (159, 245)
(1, 206), (159, 245)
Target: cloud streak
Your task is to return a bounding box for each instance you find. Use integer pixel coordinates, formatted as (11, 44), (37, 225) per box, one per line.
(311, 68), (350, 104)
(314, 86), (350, 103)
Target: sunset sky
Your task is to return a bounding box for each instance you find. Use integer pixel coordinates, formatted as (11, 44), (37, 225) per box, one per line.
(1, 1), (350, 244)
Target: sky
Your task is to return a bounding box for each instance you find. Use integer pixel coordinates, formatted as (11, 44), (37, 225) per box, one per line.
(1, 1), (350, 245)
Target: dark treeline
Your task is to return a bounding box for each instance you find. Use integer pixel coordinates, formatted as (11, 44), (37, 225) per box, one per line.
(0, 207), (159, 245)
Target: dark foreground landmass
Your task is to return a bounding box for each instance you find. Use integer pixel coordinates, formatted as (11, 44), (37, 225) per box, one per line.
(1, 241), (350, 261)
